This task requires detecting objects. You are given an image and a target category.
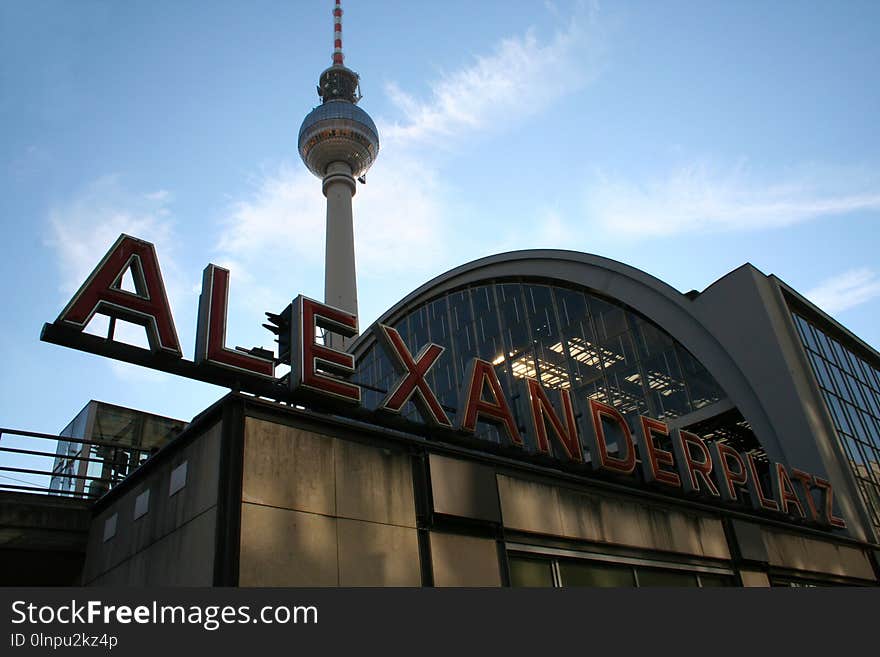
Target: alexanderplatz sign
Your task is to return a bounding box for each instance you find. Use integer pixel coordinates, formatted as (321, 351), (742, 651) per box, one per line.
(41, 235), (847, 531)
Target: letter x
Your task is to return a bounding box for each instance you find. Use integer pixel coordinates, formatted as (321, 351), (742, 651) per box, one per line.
(375, 324), (452, 427)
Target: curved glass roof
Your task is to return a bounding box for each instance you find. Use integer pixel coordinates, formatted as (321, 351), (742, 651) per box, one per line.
(354, 278), (761, 460)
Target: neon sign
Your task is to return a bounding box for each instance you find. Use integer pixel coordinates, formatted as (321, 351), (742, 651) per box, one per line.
(41, 234), (846, 530)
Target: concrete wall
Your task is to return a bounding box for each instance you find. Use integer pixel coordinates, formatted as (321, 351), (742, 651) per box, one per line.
(0, 492), (91, 585)
(238, 417), (420, 586)
(82, 422), (221, 586)
(762, 528), (876, 580)
(430, 532), (501, 587)
(497, 474), (730, 560)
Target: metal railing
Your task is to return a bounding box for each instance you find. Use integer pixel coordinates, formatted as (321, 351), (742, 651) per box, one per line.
(0, 427), (153, 500)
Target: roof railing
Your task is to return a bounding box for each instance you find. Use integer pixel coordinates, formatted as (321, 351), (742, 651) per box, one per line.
(0, 427), (153, 500)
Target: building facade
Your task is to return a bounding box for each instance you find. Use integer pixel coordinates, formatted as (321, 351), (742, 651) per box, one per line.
(77, 251), (880, 586)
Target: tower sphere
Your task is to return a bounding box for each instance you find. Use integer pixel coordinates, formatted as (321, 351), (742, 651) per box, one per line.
(298, 80), (380, 179)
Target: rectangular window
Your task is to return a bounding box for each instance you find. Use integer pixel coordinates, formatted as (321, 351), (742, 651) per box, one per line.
(508, 556), (555, 587)
(508, 551), (734, 588)
(792, 312), (880, 529)
(134, 489), (150, 520)
(559, 560), (635, 587)
(169, 461), (187, 497)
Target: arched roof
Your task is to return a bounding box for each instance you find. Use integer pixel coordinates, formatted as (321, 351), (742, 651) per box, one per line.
(353, 250), (785, 460)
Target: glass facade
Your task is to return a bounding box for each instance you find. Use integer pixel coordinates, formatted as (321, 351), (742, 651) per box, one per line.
(355, 279), (741, 460)
(50, 401), (186, 498)
(792, 313), (880, 529)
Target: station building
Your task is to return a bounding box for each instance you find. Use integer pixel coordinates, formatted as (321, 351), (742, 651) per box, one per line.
(74, 250), (880, 587)
(5, 1), (879, 589)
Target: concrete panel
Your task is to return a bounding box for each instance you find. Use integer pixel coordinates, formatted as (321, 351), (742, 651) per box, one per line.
(83, 498), (135, 584)
(430, 532), (501, 587)
(729, 520), (769, 564)
(429, 454), (500, 523)
(337, 519), (420, 586)
(558, 487), (729, 559)
(762, 530), (876, 580)
(90, 559), (131, 587)
(239, 503), (338, 587)
(497, 475), (564, 536)
(157, 422), (222, 538)
(0, 492), (91, 548)
(242, 418), (335, 516)
(740, 570), (770, 587)
(335, 439), (415, 528)
(498, 475), (729, 559)
(118, 421), (221, 565)
(129, 508), (217, 586)
(88, 508), (216, 586)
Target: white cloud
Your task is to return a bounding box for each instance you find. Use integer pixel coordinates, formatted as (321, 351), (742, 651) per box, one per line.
(45, 175), (193, 356)
(586, 163), (880, 238)
(381, 5), (602, 146)
(47, 176), (180, 295)
(805, 268), (880, 314)
(214, 150), (450, 316)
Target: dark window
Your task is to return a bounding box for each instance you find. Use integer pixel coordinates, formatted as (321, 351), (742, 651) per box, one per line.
(793, 312), (880, 529)
(635, 567), (698, 587)
(509, 552), (734, 588)
(508, 556), (555, 587)
(559, 560), (635, 587)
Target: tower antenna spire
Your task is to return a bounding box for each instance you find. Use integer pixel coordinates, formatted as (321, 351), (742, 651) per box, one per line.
(332, 0), (344, 67)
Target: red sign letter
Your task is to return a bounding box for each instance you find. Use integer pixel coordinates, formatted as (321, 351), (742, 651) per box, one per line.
(586, 399), (636, 475)
(711, 443), (749, 502)
(525, 378), (582, 462)
(457, 359), (522, 446)
(671, 429), (720, 497)
(813, 476), (847, 529)
(374, 324), (451, 428)
(57, 234), (180, 355)
(290, 296), (360, 403)
(771, 463), (805, 518)
(745, 453), (779, 512)
(195, 265), (274, 378)
(636, 416), (681, 488)
(790, 468), (822, 522)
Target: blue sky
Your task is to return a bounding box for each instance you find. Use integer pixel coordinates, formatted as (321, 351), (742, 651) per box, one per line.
(2, 0), (879, 439)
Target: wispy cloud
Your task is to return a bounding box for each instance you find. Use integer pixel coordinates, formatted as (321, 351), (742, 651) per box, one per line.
(47, 176), (180, 297)
(214, 153), (451, 320)
(381, 4), (602, 146)
(45, 176), (192, 372)
(587, 163), (880, 238)
(805, 268), (880, 314)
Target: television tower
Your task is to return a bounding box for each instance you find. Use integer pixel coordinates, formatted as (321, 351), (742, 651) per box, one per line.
(298, 0), (379, 348)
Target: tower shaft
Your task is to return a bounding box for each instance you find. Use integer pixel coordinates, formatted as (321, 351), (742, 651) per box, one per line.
(323, 161), (358, 348)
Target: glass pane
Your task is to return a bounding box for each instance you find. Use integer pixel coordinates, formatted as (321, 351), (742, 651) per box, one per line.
(508, 556), (554, 587)
(558, 560), (634, 587)
(698, 573), (734, 587)
(635, 567), (698, 587)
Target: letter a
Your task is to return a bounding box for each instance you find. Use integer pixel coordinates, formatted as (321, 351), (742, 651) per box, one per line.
(56, 234), (181, 355)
